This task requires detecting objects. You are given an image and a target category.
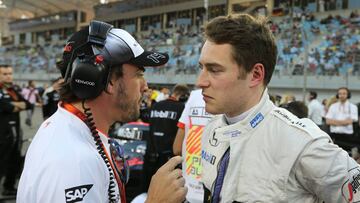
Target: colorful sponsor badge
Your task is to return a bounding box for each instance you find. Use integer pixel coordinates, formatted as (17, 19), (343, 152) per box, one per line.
(185, 125), (203, 179)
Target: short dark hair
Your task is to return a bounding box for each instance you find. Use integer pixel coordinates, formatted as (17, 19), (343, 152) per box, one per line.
(281, 101), (308, 118)
(309, 91), (317, 99)
(172, 84), (190, 97)
(204, 14), (277, 85)
(0, 64), (11, 68)
(337, 87), (350, 95)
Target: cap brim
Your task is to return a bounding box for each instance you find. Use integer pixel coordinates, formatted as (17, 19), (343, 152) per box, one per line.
(129, 51), (169, 67)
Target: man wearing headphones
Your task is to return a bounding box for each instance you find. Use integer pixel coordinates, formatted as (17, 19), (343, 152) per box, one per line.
(326, 87), (358, 135)
(17, 21), (187, 203)
(326, 87), (358, 148)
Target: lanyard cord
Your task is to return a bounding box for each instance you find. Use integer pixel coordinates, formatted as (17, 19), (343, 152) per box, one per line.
(62, 101), (126, 203)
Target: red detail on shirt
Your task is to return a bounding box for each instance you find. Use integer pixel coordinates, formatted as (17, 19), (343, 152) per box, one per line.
(95, 55), (104, 64)
(61, 102), (126, 203)
(177, 122), (185, 129)
(64, 44), (72, 52)
(61, 102), (87, 121)
(348, 183), (353, 201)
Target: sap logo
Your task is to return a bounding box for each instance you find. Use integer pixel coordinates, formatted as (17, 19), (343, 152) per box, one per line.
(250, 113), (264, 128)
(75, 79), (95, 86)
(65, 184), (93, 203)
(201, 150), (216, 165)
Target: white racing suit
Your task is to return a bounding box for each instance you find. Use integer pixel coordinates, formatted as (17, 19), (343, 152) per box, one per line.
(201, 89), (360, 203)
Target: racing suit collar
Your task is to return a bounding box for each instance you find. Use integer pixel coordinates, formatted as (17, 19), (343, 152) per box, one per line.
(216, 88), (274, 141)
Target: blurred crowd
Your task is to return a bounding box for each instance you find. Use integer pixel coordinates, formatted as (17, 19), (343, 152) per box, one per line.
(0, 10), (359, 77)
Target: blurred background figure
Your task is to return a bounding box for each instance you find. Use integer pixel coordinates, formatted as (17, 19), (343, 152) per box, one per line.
(41, 77), (63, 120)
(143, 84), (189, 191)
(21, 80), (41, 127)
(0, 64), (32, 196)
(351, 147), (360, 164)
(279, 93), (296, 106)
(307, 91), (325, 128)
(326, 87), (358, 151)
(139, 88), (154, 123)
(154, 87), (170, 102)
(281, 101), (309, 118)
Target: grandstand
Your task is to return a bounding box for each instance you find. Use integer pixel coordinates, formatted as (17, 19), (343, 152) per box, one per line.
(0, 0), (359, 102)
(0, 0), (360, 202)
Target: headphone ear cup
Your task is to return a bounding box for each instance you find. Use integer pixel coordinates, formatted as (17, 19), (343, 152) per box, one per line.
(348, 91), (351, 99)
(70, 57), (107, 99)
(336, 94), (339, 99)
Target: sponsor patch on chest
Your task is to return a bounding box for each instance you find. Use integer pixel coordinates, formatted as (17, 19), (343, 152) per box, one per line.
(65, 184), (93, 203)
(223, 130), (241, 138)
(201, 150), (216, 165)
(250, 113), (264, 128)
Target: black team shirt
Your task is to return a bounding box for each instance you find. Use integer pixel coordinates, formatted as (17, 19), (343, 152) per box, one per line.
(148, 97), (185, 157)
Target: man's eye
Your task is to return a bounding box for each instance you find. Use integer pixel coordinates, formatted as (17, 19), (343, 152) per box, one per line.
(209, 68), (221, 73)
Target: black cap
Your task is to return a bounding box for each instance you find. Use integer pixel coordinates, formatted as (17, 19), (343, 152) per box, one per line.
(57, 26), (169, 77)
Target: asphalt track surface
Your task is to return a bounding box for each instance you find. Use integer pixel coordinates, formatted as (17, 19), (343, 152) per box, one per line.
(0, 107), (43, 203)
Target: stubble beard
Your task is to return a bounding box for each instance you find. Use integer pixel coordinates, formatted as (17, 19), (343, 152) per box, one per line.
(116, 82), (140, 123)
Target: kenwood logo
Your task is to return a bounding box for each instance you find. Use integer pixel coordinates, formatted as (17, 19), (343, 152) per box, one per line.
(65, 184), (93, 203)
(75, 79), (95, 86)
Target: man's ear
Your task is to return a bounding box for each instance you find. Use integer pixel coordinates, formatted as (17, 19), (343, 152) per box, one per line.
(249, 63), (265, 88)
(105, 80), (115, 94)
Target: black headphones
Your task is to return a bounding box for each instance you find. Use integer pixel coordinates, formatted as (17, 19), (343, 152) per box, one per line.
(336, 87), (351, 99)
(64, 21), (113, 100)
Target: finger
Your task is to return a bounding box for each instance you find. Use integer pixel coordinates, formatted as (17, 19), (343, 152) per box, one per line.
(169, 168), (183, 179)
(175, 186), (188, 202)
(175, 177), (185, 188)
(161, 156), (182, 171)
(171, 178), (186, 193)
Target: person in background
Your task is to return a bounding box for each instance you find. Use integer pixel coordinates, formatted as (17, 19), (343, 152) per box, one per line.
(21, 80), (41, 127)
(281, 101), (308, 119)
(139, 88), (153, 123)
(17, 21), (187, 203)
(279, 93), (295, 106)
(173, 89), (214, 203)
(307, 91), (324, 128)
(0, 64), (32, 196)
(144, 84), (189, 191)
(197, 13), (360, 202)
(155, 87), (170, 102)
(42, 77), (64, 120)
(326, 87), (358, 138)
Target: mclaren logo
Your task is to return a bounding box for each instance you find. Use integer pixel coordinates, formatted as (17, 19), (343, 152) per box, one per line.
(147, 53), (166, 63)
(65, 184), (93, 203)
(75, 79), (95, 86)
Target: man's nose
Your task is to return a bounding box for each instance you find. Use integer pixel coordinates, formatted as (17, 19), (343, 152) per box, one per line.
(196, 68), (209, 88)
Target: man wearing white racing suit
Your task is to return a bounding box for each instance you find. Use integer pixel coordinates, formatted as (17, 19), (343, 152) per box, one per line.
(197, 14), (360, 203)
(201, 89), (360, 202)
